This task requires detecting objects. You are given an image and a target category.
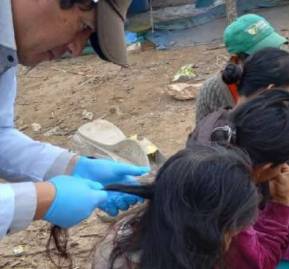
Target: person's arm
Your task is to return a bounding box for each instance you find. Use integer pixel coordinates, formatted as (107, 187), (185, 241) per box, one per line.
(0, 127), (76, 181)
(0, 178), (101, 237)
(0, 174), (137, 238)
(34, 182), (55, 220)
(0, 181), (58, 238)
(0, 68), (149, 183)
(226, 202), (289, 269)
(0, 182), (37, 237)
(0, 67), (76, 182)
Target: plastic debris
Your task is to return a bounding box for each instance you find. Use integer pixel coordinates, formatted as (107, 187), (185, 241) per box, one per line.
(173, 64), (197, 82)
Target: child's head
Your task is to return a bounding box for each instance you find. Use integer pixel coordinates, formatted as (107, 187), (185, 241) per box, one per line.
(210, 89), (289, 183)
(231, 89), (289, 165)
(106, 144), (258, 269)
(222, 48), (289, 98)
(224, 14), (287, 63)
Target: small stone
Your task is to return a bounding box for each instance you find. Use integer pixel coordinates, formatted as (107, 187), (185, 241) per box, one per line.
(82, 110), (94, 121)
(31, 123), (41, 132)
(109, 106), (123, 116)
(127, 42), (141, 54)
(13, 245), (25, 256)
(43, 126), (67, 137)
(167, 82), (202, 101)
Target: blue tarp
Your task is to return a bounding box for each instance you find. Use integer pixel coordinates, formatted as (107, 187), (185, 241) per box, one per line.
(196, 0), (215, 8)
(128, 0), (149, 14)
(145, 0), (289, 49)
(83, 0), (289, 54)
(194, 0), (286, 8)
(125, 32), (139, 45)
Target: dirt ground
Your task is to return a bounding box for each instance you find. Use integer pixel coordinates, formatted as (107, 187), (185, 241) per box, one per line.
(0, 43), (238, 269)
(1, 4), (289, 267)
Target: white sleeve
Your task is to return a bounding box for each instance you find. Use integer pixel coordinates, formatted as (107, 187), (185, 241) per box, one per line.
(0, 67), (75, 182)
(0, 182), (36, 238)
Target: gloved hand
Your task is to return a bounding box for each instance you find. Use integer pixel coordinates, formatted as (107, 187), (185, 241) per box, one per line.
(44, 175), (107, 228)
(72, 157), (150, 186)
(98, 176), (143, 216)
(72, 157), (150, 216)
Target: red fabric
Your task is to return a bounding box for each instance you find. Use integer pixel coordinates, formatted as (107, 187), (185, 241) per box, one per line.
(227, 83), (239, 104)
(226, 202), (289, 269)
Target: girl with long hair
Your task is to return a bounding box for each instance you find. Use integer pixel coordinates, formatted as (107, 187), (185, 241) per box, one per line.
(92, 144), (259, 269)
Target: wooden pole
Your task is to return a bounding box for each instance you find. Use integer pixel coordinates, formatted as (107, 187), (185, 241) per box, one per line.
(225, 0), (237, 24)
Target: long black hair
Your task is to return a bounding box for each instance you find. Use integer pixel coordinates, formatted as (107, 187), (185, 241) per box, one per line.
(222, 48), (289, 97)
(103, 144), (258, 269)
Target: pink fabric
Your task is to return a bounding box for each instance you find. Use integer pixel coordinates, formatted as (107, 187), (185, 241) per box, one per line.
(226, 202), (289, 269)
(284, 247), (289, 260)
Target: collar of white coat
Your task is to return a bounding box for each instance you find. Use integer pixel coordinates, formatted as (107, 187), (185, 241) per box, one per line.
(0, 0), (17, 50)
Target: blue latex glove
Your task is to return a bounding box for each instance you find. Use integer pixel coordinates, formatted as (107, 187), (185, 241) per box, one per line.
(72, 158), (149, 216)
(98, 175), (143, 216)
(44, 175), (107, 228)
(72, 157), (150, 186)
(99, 192), (138, 216)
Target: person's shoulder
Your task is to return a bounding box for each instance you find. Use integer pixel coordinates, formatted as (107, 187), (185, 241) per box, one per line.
(201, 72), (225, 89)
(198, 72), (228, 102)
(196, 72), (229, 122)
(188, 108), (231, 147)
(201, 108), (230, 128)
(200, 72), (228, 94)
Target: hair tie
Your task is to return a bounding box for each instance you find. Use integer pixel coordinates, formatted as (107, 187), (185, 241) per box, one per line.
(211, 125), (236, 144)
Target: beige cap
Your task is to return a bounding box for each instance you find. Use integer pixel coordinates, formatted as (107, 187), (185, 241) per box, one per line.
(90, 0), (131, 67)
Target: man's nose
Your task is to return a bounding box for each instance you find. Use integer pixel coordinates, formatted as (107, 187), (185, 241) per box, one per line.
(67, 30), (92, 57)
